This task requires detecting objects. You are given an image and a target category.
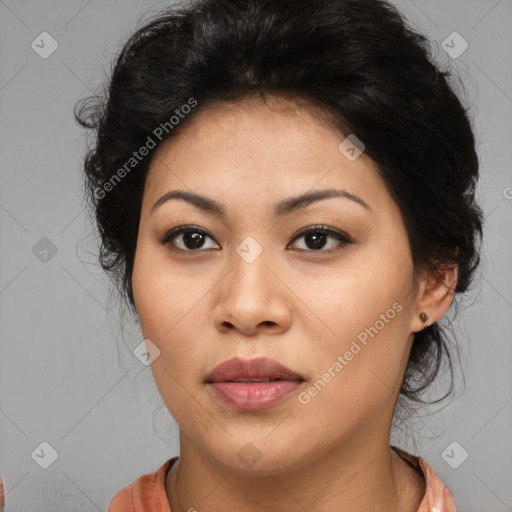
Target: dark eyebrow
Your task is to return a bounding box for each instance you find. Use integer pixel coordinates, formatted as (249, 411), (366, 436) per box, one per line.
(151, 188), (372, 217)
(274, 188), (372, 216)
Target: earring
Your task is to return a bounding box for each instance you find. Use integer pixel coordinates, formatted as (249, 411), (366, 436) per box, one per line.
(419, 312), (428, 323)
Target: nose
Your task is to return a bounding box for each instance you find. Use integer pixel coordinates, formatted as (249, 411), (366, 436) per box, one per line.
(211, 249), (292, 336)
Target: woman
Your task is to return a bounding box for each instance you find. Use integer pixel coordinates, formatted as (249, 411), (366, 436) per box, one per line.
(74, 0), (483, 510)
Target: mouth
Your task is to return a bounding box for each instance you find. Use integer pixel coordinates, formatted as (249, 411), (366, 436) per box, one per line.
(213, 378), (298, 382)
(204, 357), (305, 410)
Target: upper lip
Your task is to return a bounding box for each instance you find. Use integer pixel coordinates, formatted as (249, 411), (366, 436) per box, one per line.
(205, 357), (304, 383)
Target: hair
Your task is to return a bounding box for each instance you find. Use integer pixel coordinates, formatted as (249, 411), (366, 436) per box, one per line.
(74, 0), (484, 414)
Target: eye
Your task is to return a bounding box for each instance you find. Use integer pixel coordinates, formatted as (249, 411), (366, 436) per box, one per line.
(161, 224), (353, 253)
(161, 226), (220, 252)
(288, 225), (352, 253)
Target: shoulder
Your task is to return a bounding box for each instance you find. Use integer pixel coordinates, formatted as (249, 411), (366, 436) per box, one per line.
(392, 446), (457, 512)
(109, 485), (134, 512)
(108, 456), (178, 512)
(416, 456), (457, 512)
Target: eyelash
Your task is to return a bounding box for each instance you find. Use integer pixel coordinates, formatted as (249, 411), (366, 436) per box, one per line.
(160, 224), (353, 254)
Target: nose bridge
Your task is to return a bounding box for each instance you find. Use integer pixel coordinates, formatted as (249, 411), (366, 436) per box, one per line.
(228, 235), (274, 301)
(213, 234), (291, 333)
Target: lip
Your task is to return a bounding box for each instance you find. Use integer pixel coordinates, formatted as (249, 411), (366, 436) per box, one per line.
(205, 357), (305, 411)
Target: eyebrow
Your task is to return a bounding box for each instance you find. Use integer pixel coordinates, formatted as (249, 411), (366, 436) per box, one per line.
(151, 188), (372, 217)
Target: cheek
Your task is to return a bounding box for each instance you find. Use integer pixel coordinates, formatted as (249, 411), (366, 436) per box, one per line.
(296, 315), (409, 436)
(132, 246), (200, 335)
(293, 255), (407, 342)
(293, 268), (411, 407)
(132, 249), (215, 387)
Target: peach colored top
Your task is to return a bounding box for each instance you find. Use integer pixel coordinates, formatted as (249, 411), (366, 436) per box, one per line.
(0, 475), (4, 511)
(108, 446), (457, 512)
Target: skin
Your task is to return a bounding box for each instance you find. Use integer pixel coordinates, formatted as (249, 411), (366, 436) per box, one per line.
(131, 94), (458, 512)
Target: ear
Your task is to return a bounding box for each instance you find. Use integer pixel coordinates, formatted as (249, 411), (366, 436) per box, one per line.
(410, 264), (458, 333)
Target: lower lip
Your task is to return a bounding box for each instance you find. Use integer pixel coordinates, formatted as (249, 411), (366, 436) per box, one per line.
(207, 380), (303, 410)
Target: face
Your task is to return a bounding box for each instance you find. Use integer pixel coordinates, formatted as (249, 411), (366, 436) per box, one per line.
(131, 95), (430, 474)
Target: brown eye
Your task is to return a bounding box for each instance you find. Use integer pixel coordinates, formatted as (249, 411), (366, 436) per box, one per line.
(161, 226), (220, 252)
(289, 225), (352, 252)
(161, 224), (352, 254)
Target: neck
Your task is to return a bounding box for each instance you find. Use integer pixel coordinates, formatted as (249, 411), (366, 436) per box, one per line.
(166, 428), (425, 512)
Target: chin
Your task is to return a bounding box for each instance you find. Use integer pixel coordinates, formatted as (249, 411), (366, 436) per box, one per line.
(204, 437), (311, 475)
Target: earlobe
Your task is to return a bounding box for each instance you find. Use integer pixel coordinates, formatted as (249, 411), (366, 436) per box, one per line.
(411, 265), (458, 333)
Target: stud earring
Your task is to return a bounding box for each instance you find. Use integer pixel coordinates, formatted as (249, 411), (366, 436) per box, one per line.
(419, 312), (428, 323)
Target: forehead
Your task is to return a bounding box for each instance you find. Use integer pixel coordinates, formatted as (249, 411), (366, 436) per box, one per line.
(143, 95), (390, 216)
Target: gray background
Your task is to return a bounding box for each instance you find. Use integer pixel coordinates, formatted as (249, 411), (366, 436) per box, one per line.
(1, 0), (511, 510)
